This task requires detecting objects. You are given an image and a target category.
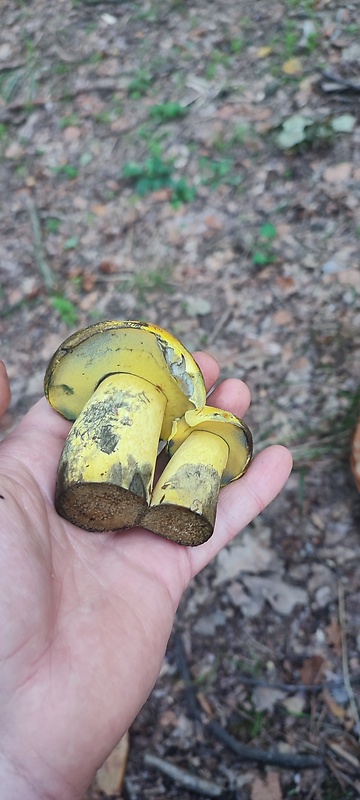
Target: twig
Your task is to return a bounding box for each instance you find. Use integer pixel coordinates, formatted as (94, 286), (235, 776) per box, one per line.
(322, 70), (360, 93)
(173, 632), (202, 724)
(207, 308), (232, 345)
(207, 720), (323, 770)
(25, 198), (56, 291)
(0, 83), (125, 123)
(338, 582), (360, 734)
(235, 675), (325, 693)
(144, 754), (224, 797)
(326, 739), (360, 771)
(0, 62), (26, 72)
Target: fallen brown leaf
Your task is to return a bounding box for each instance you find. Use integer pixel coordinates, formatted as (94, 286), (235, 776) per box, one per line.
(98, 259), (118, 274)
(350, 420), (360, 492)
(323, 162), (352, 184)
(323, 688), (347, 721)
(300, 654), (325, 686)
(95, 732), (130, 796)
(82, 272), (97, 292)
(251, 772), (283, 800)
(326, 615), (342, 656)
(282, 58), (302, 75)
(91, 203), (109, 217)
(257, 46), (272, 59)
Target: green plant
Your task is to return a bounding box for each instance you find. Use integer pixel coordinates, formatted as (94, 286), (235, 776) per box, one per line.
(199, 156), (242, 189)
(51, 164), (79, 180)
(283, 21), (298, 59)
(51, 295), (78, 327)
(122, 155), (173, 194)
(54, 62), (72, 76)
(148, 102), (188, 123)
(0, 69), (24, 103)
(286, 0), (315, 9)
(46, 217), (61, 234)
(229, 705), (268, 741)
(122, 153), (196, 205)
(205, 48), (232, 79)
(229, 37), (245, 54)
(59, 114), (80, 129)
(0, 122), (8, 152)
(171, 177), (196, 207)
(276, 113), (355, 150)
(305, 31), (319, 53)
(281, 385), (360, 465)
(63, 236), (79, 251)
(127, 70), (153, 99)
(94, 110), (112, 124)
(128, 267), (173, 302)
(252, 222), (277, 267)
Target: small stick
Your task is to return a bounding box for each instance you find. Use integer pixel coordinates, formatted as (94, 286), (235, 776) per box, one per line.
(144, 754), (224, 797)
(25, 198), (56, 291)
(173, 632), (202, 723)
(322, 70), (360, 92)
(235, 675), (325, 693)
(207, 309), (232, 345)
(207, 720), (323, 770)
(338, 582), (360, 733)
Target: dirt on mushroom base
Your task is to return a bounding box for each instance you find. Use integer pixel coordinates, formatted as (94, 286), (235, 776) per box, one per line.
(1, 0), (360, 796)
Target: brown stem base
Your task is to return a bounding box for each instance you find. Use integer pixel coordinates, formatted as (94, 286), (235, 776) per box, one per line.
(56, 481), (147, 532)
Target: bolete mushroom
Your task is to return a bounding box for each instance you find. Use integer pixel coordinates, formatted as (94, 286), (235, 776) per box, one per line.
(44, 320), (206, 531)
(140, 406), (253, 546)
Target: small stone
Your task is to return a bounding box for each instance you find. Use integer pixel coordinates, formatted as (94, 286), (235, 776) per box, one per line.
(185, 297), (212, 316)
(73, 195), (88, 209)
(322, 259), (341, 274)
(63, 126), (81, 142)
(272, 309), (293, 326)
(4, 142), (24, 160)
(0, 43), (12, 60)
(323, 162), (352, 184)
(342, 43), (360, 61)
(282, 694), (306, 714)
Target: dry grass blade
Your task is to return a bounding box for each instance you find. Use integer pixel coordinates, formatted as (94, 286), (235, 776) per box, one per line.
(338, 583), (360, 734)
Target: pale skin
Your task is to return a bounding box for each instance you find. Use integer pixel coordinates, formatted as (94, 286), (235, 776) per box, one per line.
(0, 355), (292, 800)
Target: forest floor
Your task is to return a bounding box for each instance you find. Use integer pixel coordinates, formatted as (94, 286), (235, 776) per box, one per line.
(1, 0), (360, 798)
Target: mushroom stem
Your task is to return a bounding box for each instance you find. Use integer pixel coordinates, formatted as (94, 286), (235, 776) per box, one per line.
(55, 373), (166, 531)
(141, 430), (229, 546)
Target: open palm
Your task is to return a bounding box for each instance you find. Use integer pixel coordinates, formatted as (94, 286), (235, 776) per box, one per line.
(0, 356), (292, 800)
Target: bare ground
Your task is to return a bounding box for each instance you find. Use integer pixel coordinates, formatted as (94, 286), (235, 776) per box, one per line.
(1, 0), (360, 797)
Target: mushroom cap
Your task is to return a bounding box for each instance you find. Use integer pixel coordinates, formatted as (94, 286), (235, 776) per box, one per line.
(44, 320), (206, 440)
(168, 406), (253, 485)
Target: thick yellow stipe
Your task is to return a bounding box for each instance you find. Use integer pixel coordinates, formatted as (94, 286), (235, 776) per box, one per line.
(55, 373), (166, 531)
(141, 430), (229, 546)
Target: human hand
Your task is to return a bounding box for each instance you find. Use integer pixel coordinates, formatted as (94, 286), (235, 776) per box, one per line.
(0, 355), (292, 799)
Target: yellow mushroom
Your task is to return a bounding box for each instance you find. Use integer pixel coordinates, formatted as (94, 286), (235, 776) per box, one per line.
(140, 406), (253, 546)
(44, 320), (206, 531)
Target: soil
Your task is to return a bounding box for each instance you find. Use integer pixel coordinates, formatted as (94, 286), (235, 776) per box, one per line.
(1, 0), (360, 798)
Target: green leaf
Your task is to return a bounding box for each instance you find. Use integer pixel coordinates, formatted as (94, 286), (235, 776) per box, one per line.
(331, 114), (356, 133)
(148, 102), (187, 122)
(80, 152), (93, 166)
(253, 251), (269, 266)
(259, 222), (277, 240)
(51, 295), (78, 326)
(63, 236), (79, 250)
(276, 114), (314, 149)
(46, 217), (61, 233)
(122, 161), (144, 178)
